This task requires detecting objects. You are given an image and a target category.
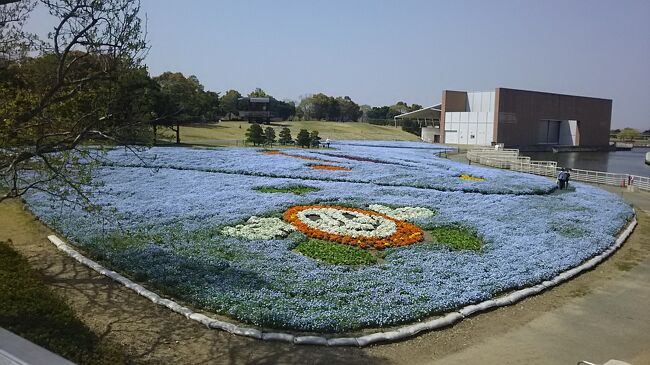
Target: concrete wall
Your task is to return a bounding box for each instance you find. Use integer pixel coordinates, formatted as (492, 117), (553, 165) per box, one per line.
(421, 126), (441, 143)
(444, 112), (495, 145)
(441, 91), (495, 146)
(495, 88), (611, 148)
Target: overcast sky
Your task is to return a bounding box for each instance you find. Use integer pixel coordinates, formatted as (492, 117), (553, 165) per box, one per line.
(27, 0), (650, 129)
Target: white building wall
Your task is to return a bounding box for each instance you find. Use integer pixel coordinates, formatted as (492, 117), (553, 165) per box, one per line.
(444, 91), (495, 146)
(444, 111), (494, 145)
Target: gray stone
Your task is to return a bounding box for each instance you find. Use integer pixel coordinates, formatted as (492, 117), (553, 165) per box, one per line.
(188, 313), (213, 327)
(382, 330), (409, 341)
(397, 322), (429, 337)
(261, 332), (294, 342)
(459, 304), (481, 317)
(356, 332), (390, 346)
(293, 336), (328, 346)
(208, 320), (237, 333)
(140, 291), (161, 303)
(230, 327), (262, 339)
(327, 337), (359, 347)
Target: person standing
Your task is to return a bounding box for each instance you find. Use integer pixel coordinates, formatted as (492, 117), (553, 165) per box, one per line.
(557, 168), (567, 189)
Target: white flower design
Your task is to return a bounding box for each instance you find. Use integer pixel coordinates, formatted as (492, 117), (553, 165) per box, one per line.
(221, 216), (295, 240)
(368, 204), (435, 221)
(295, 207), (397, 238)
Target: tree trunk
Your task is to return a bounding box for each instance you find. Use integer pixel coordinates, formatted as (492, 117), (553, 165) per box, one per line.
(153, 124), (157, 145)
(176, 123), (180, 144)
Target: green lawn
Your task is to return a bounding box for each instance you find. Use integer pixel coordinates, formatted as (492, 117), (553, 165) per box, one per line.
(157, 120), (420, 146)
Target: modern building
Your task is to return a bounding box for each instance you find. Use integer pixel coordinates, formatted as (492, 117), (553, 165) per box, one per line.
(395, 87), (612, 150)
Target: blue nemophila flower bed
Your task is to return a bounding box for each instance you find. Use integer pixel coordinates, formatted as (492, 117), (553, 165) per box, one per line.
(24, 142), (633, 333)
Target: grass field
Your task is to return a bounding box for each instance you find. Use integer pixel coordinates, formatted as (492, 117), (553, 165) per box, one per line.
(157, 121), (420, 146)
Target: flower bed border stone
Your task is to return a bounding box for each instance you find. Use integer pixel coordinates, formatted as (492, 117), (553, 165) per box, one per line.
(46, 213), (636, 347)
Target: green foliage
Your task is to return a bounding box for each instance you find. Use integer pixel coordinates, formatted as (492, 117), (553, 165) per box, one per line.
(295, 240), (377, 265)
(429, 226), (483, 251)
(309, 130), (321, 147)
(248, 87), (267, 97)
(152, 71), (219, 124)
(401, 119), (422, 136)
(245, 124), (265, 145)
(365, 102), (423, 122)
(616, 128), (641, 141)
(297, 93), (362, 121)
(264, 127), (276, 145)
(0, 241), (132, 365)
(366, 105), (391, 120)
(219, 89), (242, 117)
(269, 98), (296, 120)
(296, 129), (311, 147)
(278, 127), (293, 144)
(253, 185), (320, 195)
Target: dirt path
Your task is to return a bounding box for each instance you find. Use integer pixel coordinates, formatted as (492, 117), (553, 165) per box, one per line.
(1, 199), (649, 365)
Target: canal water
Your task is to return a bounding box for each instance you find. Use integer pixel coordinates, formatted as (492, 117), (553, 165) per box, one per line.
(522, 147), (650, 177)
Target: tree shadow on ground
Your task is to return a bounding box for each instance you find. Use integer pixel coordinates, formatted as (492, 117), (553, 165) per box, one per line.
(21, 239), (386, 364)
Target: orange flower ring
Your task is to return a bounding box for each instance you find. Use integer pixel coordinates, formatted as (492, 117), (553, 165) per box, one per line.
(283, 205), (424, 249)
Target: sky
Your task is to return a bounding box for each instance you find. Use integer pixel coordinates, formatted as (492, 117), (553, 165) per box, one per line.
(26, 0), (650, 129)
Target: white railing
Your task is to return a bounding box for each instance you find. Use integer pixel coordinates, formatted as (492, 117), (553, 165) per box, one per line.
(467, 147), (650, 192)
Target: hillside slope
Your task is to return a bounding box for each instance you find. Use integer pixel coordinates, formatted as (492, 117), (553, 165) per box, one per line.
(158, 121), (420, 146)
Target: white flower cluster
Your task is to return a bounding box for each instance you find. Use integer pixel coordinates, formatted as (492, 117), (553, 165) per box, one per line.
(296, 207), (397, 238)
(368, 204), (435, 221)
(221, 216), (295, 240)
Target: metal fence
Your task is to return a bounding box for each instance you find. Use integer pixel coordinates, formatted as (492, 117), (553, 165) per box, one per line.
(467, 148), (650, 192)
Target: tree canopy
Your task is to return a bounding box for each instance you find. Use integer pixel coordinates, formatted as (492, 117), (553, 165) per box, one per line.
(297, 93), (362, 121)
(220, 89), (242, 117)
(616, 128), (641, 141)
(1, 0), (149, 204)
(152, 71), (219, 125)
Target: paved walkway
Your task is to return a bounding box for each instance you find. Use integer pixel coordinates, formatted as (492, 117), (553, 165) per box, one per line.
(0, 328), (75, 365)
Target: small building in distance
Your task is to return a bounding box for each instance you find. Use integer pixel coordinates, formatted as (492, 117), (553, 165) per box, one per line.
(397, 87), (612, 150)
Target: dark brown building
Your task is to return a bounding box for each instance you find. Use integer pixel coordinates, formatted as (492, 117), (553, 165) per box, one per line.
(437, 87), (612, 149)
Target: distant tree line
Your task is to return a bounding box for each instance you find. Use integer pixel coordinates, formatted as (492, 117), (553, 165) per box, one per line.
(222, 90), (424, 127)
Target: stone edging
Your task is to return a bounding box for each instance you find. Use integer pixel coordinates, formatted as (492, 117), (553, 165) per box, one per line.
(46, 215), (637, 347)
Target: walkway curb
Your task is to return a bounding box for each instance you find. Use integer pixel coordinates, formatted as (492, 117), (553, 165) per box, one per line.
(47, 215), (637, 347)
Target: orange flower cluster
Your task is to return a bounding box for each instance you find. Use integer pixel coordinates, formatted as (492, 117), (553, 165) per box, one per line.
(309, 164), (352, 171)
(260, 150), (322, 161)
(283, 205), (424, 250)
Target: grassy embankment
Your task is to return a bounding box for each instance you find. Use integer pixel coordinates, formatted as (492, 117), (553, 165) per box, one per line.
(157, 120), (420, 146)
(0, 240), (135, 365)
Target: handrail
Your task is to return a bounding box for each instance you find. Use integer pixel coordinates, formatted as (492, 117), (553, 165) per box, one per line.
(466, 149), (650, 192)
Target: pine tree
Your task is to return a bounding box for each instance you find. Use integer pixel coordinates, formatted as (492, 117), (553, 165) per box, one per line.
(310, 130), (321, 147)
(296, 129), (311, 148)
(278, 127), (293, 145)
(264, 127), (276, 145)
(245, 124), (265, 146)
